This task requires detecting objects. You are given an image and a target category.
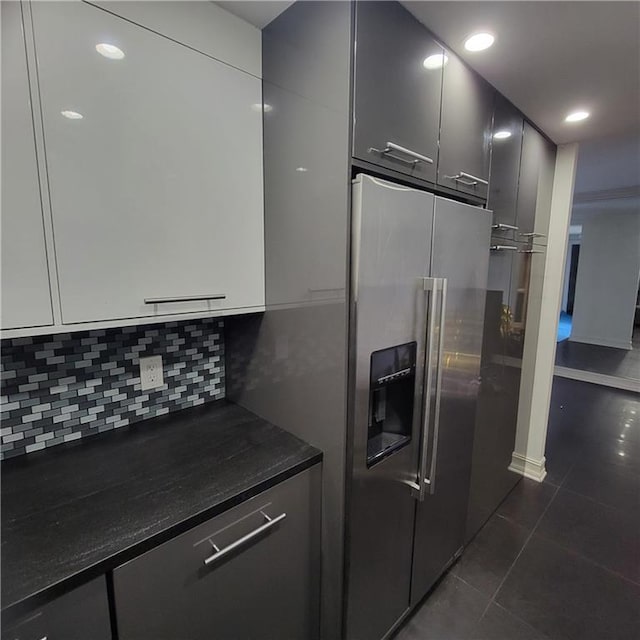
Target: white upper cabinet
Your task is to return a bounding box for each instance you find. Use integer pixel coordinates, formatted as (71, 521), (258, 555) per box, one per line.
(1, 1), (54, 330)
(88, 1), (261, 77)
(31, 0), (264, 325)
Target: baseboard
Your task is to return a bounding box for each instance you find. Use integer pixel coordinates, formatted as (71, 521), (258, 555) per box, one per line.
(554, 366), (640, 393)
(568, 335), (632, 350)
(508, 452), (547, 483)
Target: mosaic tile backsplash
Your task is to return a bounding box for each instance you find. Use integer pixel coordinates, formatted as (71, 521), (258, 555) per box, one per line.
(1, 318), (225, 459)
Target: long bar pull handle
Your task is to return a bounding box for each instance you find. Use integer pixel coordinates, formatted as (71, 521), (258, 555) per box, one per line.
(425, 278), (447, 495)
(459, 171), (489, 186)
(492, 223), (519, 231)
(144, 294), (226, 304)
(519, 232), (546, 238)
(445, 171), (489, 186)
(204, 512), (286, 566)
(386, 142), (434, 164)
(518, 249), (545, 254)
(490, 245), (518, 252)
(410, 277), (439, 501)
(369, 142), (434, 166)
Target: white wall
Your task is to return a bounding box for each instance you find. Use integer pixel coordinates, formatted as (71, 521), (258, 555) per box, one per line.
(570, 211), (640, 349)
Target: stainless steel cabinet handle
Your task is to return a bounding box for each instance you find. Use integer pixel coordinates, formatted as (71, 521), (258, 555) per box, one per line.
(490, 245), (518, 252)
(519, 232), (546, 238)
(446, 171), (489, 187)
(369, 141), (434, 166)
(425, 278), (446, 496)
(144, 294), (226, 304)
(204, 511), (286, 566)
(518, 249), (544, 254)
(492, 223), (519, 231)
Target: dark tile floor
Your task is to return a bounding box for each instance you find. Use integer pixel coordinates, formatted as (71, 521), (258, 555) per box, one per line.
(555, 327), (640, 381)
(395, 378), (640, 640)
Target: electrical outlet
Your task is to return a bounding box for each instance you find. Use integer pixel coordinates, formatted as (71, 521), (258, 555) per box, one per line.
(139, 355), (164, 391)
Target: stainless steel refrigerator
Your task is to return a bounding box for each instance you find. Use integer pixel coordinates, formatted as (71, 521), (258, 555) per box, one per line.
(345, 174), (491, 640)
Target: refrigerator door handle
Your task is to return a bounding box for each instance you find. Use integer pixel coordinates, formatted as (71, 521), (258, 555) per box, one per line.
(425, 278), (447, 495)
(408, 277), (438, 501)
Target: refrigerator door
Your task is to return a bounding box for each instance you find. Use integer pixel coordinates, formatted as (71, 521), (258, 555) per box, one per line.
(410, 196), (491, 605)
(347, 174), (434, 640)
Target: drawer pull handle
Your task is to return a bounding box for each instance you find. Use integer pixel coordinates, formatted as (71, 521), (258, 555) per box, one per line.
(144, 294), (226, 304)
(446, 171), (489, 187)
(490, 245), (518, 252)
(369, 142), (434, 166)
(519, 232), (547, 238)
(492, 223), (519, 231)
(204, 511), (287, 566)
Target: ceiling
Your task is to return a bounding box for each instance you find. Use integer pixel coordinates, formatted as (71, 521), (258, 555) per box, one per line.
(402, 1), (640, 145)
(216, 1), (293, 29)
(218, 0), (639, 146)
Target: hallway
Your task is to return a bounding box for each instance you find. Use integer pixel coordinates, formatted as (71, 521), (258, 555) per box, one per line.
(395, 378), (640, 640)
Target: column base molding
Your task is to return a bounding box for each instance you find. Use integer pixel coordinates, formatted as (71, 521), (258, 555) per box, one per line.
(508, 452), (547, 483)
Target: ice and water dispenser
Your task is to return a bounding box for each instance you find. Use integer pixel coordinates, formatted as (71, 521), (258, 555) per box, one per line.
(367, 342), (416, 467)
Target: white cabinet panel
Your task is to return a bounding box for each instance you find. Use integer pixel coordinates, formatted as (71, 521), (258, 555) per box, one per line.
(32, 1), (264, 324)
(89, 1), (262, 77)
(1, 1), (54, 330)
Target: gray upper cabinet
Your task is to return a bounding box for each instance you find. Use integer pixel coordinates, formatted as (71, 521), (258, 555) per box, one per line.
(516, 122), (556, 242)
(1, 1), (53, 330)
(114, 467), (321, 640)
(437, 53), (495, 200)
(488, 95), (524, 239)
(353, 1), (443, 183)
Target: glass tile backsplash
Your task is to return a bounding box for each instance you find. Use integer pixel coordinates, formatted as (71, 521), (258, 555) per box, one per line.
(1, 318), (224, 459)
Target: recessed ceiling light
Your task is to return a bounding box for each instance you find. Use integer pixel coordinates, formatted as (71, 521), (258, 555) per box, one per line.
(464, 33), (494, 52)
(295, 167), (308, 173)
(95, 43), (125, 60)
(493, 130), (512, 140)
(423, 53), (448, 70)
(60, 110), (83, 120)
(565, 110), (590, 123)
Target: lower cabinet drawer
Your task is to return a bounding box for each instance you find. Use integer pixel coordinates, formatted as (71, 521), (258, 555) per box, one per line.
(113, 466), (321, 640)
(1, 577), (111, 640)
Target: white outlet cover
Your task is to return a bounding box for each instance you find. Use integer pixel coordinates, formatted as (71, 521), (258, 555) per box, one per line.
(139, 355), (164, 391)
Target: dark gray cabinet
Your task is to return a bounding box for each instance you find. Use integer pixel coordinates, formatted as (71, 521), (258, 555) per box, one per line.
(466, 239), (544, 541)
(113, 466), (321, 640)
(438, 53), (495, 200)
(488, 95), (524, 240)
(1, 577), (111, 640)
(353, 1), (443, 183)
(516, 122), (556, 242)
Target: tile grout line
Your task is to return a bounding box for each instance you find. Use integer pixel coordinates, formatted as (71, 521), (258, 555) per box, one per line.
(478, 474), (568, 621)
(559, 482), (640, 515)
(532, 527), (640, 588)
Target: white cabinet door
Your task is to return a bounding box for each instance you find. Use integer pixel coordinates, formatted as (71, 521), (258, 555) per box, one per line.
(32, 1), (264, 324)
(1, 1), (54, 330)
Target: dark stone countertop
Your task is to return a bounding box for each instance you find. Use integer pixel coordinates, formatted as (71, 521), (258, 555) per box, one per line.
(1, 400), (322, 620)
